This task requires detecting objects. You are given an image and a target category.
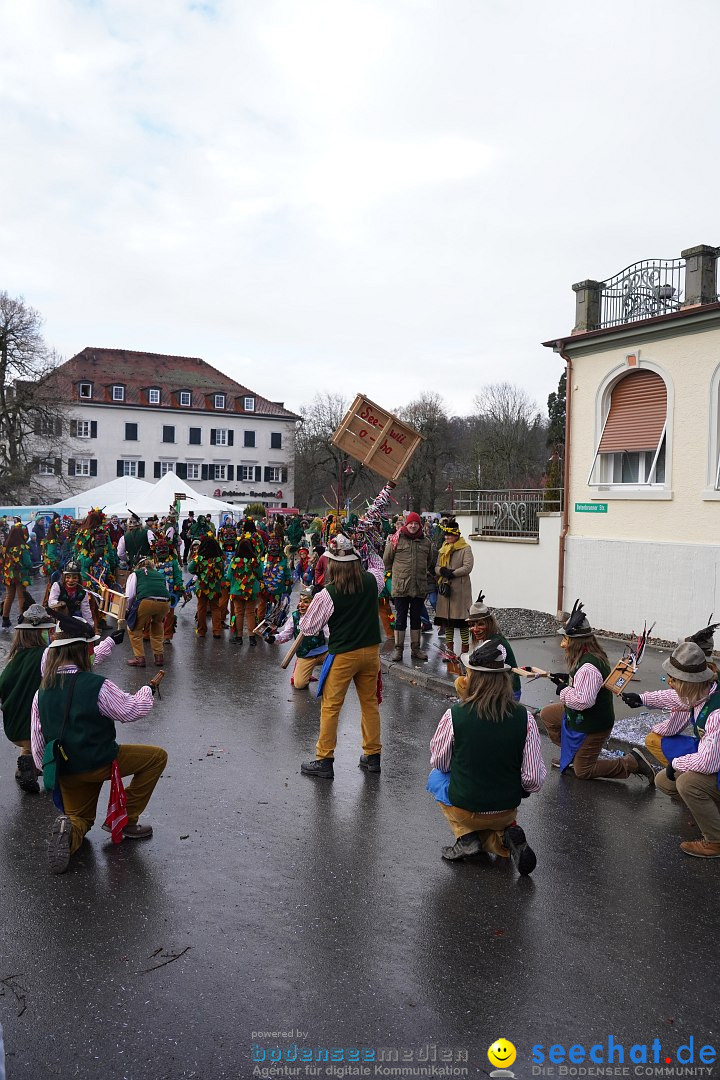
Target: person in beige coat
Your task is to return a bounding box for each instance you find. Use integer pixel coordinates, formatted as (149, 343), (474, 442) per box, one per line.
(434, 519), (474, 660)
(383, 512), (435, 663)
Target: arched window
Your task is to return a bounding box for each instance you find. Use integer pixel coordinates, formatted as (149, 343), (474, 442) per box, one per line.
(588, 367), (668, 486)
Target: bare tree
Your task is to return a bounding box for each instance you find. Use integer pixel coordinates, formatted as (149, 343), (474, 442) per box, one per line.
(294, 393), (376, 513)
(469, 382), (547, 489)
(0, 292), (69, 502)
(396, 392), (451, 511)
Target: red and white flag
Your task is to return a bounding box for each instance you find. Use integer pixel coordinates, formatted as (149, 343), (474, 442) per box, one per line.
(104, 760), (128, 843)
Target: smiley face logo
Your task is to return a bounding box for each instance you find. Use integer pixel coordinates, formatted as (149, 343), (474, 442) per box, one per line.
(488, 1039), (517, 1069)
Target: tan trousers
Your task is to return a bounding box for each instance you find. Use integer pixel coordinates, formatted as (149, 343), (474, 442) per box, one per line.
(128, 599), (171, 658)
(644, 730), (669, 766)
(655, 768), (720, 842)
(540, 702), (639, 779)
(196, 594), (222, 636)
(292, 653), (325, 689)
(440, 804), (516, 857)
(3, 582), (29, 620)
(316, 645), (381, 759)
(58, 744), (168, 854)
(231, 596), (256, 638)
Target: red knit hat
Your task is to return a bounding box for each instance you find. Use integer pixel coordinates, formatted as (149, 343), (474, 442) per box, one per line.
(405, 512), (422, 526)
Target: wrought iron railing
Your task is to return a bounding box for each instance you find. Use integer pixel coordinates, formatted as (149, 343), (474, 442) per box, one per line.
(599, 258), (685, 329)
(453, 488), (563, 538)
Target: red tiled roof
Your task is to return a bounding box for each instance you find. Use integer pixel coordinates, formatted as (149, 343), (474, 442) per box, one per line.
(51, 348), (301, 419)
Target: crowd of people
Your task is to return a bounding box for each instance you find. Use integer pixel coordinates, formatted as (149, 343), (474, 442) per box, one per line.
(0, 492), (719, 878)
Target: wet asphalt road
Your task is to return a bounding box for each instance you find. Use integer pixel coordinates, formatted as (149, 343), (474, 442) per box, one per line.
(0, 607), (718, 1080)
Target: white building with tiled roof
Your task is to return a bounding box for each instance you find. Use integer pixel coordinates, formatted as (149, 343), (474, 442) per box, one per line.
(34, 348), (301, 510)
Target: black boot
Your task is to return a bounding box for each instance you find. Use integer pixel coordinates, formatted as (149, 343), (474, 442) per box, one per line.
(16, 754), (40, 794)
(300, 758), (334, 779)
(503, 824), (537, 876)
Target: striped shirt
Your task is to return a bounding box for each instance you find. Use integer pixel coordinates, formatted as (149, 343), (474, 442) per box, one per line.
(642, 684), (720, 775)
(299, 552), (385, 636)
(429, 708), (546, 811)
(31, 638), (154, 770)
(560, 662), (603, 711)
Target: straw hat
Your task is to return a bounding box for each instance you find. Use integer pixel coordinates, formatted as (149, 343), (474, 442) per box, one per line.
(460, 640), (510, 672)
(662, 641), (713, 684)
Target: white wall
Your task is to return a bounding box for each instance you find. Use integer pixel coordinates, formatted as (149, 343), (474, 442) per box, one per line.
(464, 513), (561, 614)
(565, 535), (720, 641)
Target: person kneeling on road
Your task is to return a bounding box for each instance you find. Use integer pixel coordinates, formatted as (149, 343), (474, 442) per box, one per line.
(427, 639), (546, 873)
(31, 615), (167, 875)
(270, 586), (328, 689)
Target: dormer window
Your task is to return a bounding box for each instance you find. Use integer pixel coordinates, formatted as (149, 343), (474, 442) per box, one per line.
(112, 385), (125, 402)
(148, 388), (161, 405)
(79, 382), (92, 399)
(244, 396), (255, 412)
(179, 391), (192, 407)
(214, 394), (226, 410)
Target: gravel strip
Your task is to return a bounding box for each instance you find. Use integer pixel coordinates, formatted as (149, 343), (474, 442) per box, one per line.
(491, 607), (562, 638)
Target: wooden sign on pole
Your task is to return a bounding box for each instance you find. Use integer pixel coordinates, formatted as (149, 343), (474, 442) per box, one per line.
(331, 394), (424, 482)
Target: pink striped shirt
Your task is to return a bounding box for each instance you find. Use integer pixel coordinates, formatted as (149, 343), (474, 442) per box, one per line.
(429, 708), (546, 810)
(642, 684), (720, 775)
(31, 661), (155, 770)
(299, 552), (386, 636)
(560, 662), (604, 711)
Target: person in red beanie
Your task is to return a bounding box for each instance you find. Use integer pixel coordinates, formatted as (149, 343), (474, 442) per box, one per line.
(383, 512), (435, 663)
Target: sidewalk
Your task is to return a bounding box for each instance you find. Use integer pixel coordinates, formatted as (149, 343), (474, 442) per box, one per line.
(380, 630), (673, 751)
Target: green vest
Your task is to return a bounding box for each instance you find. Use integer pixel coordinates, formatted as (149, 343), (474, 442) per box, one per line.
(38, 672), (118, 775)
(564, 654), (615, 733)
(691, 688), (720, 739)
(326, 574), (381, 655)
(0, 645), (45, 743)
(292, 610), (326, 658)
(125, 529), (150, 567)
(135, 567), (171, 602)
(448, 700), (528, 812)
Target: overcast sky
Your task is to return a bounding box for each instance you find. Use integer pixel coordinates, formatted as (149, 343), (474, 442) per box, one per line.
(2, 0), (719, 420)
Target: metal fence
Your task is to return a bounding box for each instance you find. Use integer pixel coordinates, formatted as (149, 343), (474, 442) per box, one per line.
(453, 488), (563, 538)
(599, 258), (685, 329)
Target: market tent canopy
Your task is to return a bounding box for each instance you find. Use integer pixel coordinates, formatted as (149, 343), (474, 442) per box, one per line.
(102, 471), (243, 519)
(52, 477), (154, 516)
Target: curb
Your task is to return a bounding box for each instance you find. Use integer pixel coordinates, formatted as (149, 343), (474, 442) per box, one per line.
(380, 656), (643, 752)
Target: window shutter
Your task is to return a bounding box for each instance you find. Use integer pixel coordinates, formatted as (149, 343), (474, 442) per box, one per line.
(154, 462), (161, 479)
(138, 461), (145, 478)
(117, 460), (124, 477)
(55, 418), (62, 436)
(90, 460), (98, 477)
(70, 420), (78, 437)
(91, 421), (97, 438)
(255, 465), (262, 481)
(227, 465), (234, 481)
(54, 458), (61, 474)
(202, 465), (209, 481)
(281, 467), (288, 484)
(228, 430), (234, 447)
(176, 463), (188, 480)
(264, 467), (271, 482)
(210, 429), (217, 445)
(68, 459), (76, 476)
(598, 371), (667, 453)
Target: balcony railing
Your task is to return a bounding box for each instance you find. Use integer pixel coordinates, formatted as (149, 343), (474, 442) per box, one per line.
(453, 488), (563, 538)
(599, 258), (685, 329)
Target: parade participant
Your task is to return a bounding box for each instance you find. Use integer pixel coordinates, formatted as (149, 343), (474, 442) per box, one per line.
(48, 561), (93, 624)
(298, 534), (385, 779)
(0, 605), (56, 793)
(217, 516), (238, 626)
(74, 509), (119, 587)
(285, 514), (305, 567)
(31, 617), (166, 874)
(637, 641), (720, 858)
(1, 524), (33, 628)
(455, 592), (522, 702)
(226, 537), (262, 645)
(188, 535), (226, 638)
(623, 620), (720, 767)
(434, 519), (473, 660)
(272, 586), (328, 688)
(117, 515), (153, 569)
(539, 600), (655, 781)
(180, 511), (195, 564)
(190, 514), (214, 541)
(40, 515), (62, 604)
(125, 558), (172, 667)
(150, 536), (184, 644)
(293, 546), (314, 587)
(383, 511), (434, 663)
(107, 515), (124, 547)
(427, 640), (545, 870)
(256, 537), (293, 626)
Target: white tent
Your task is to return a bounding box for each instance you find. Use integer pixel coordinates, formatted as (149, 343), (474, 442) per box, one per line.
(53, 476), (155, 516)
(103, 471), (242, 521)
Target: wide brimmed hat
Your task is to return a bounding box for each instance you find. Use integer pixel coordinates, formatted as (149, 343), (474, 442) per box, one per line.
(662, 641), (713, 684)
(558, 599), (593, 639)
(48, 614), (100, 648)
(327, 535), (360, 562)
(299, 585), (314, 601)
(460, 640), (510, 672)
(62, 561), (81, 576)
(685, 619), (720, 658)
(441, 518), (461, 536)
(467, 590), (492, 621)
(13, 604), (55, 631)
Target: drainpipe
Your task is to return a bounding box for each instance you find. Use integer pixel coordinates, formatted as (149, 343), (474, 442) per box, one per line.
(556, 342), (572, 618)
